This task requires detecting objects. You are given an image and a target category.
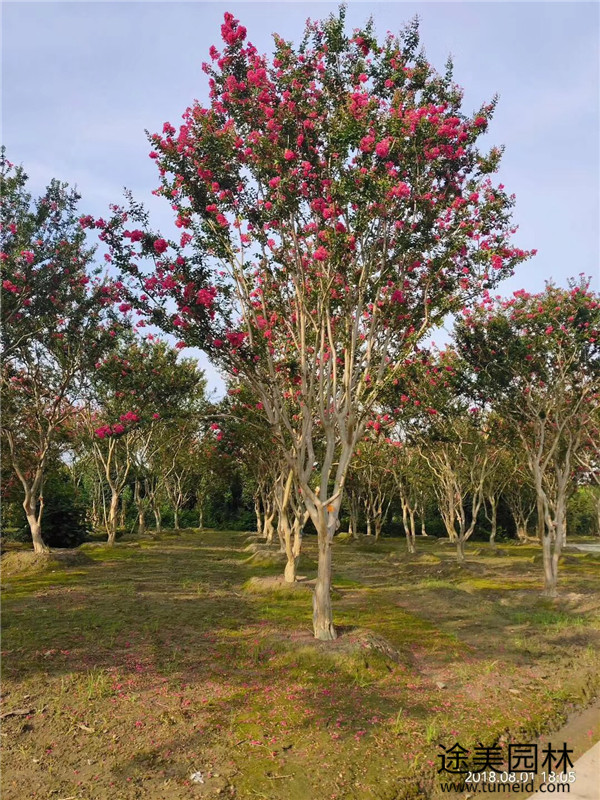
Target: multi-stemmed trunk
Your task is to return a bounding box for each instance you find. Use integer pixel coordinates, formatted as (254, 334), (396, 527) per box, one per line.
(275, 471), (305, 582)
(6, 434), (50, 553)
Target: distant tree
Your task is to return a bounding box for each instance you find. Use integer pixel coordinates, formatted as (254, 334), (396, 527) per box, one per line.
(87, 338), (204, 544)
(0, 153), (119, 551)
(456, 279), (600, 594)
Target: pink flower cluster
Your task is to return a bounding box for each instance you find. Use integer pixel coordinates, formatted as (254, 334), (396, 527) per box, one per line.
(196, 287), (217, 308)
(221, 12), (246, 46)
(95, 410), (141, 439)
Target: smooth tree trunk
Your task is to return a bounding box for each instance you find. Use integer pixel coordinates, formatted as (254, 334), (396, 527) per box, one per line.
(107, 488), (119, 546)
(119, 494), (127, 529)
(400, 496), (416, 554)
(348, 493), (359, 539)
(421, 518), (428, 537)
(153, 507), (162, 532)
(283, 512), (304, 583)
(173, 507), (180, 530)
(134, 480), (146, 534)
(541, 492), (567, 598)
(277, 515), (286, 553)
(263, 502), (276, 544)
(313, 523), (336, 640)
(24, 493), (49, 553)
(374, 514), (383, 541)
(487, 495), (498, 547)
(254, 495), (263, 536)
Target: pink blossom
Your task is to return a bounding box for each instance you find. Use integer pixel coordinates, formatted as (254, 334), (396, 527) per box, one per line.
(153, 238), (168, 254)
(196, 287), (217, 308)
(283, 149), (296, 161)
(268, 176), (281, 189)
(359, 134), (375, 153)
(389, 182), (410, 198)
(226, 330), (247, 348)
(375, 139), (391, 158)
(314, 246), (329, 261)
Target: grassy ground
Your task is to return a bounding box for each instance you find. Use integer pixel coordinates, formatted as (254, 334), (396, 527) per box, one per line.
(1, 530), (599, 800)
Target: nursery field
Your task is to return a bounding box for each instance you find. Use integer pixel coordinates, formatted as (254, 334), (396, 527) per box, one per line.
(1, 530), (600, 800)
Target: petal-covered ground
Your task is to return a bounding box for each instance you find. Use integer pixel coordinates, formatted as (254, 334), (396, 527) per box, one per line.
(1, 530), (599, 799)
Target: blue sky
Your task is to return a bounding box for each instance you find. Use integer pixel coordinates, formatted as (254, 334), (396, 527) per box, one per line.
(3, 1), (599, 391)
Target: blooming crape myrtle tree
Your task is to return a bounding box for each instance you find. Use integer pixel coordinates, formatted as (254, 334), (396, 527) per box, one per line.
(456, 279), (600, 595)
(101, 11), (532, 638)
(0, 154), (122, 552)
(575, 406), (600, 536)
(87, 337), (205, 543)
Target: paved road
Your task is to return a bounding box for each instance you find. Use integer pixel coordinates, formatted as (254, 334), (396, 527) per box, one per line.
(527, 741), (599, 800)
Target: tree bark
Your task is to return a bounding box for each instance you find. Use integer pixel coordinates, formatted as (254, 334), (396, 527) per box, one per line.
(107, 489), (119, 546)
(313, 525), (336, 640)
(348, 493), (359, 539)
(488, 495), (498, 546)
(254, 494), (263, 536)
(24, 494), (48, 553)
(173, 507), (180, 529)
